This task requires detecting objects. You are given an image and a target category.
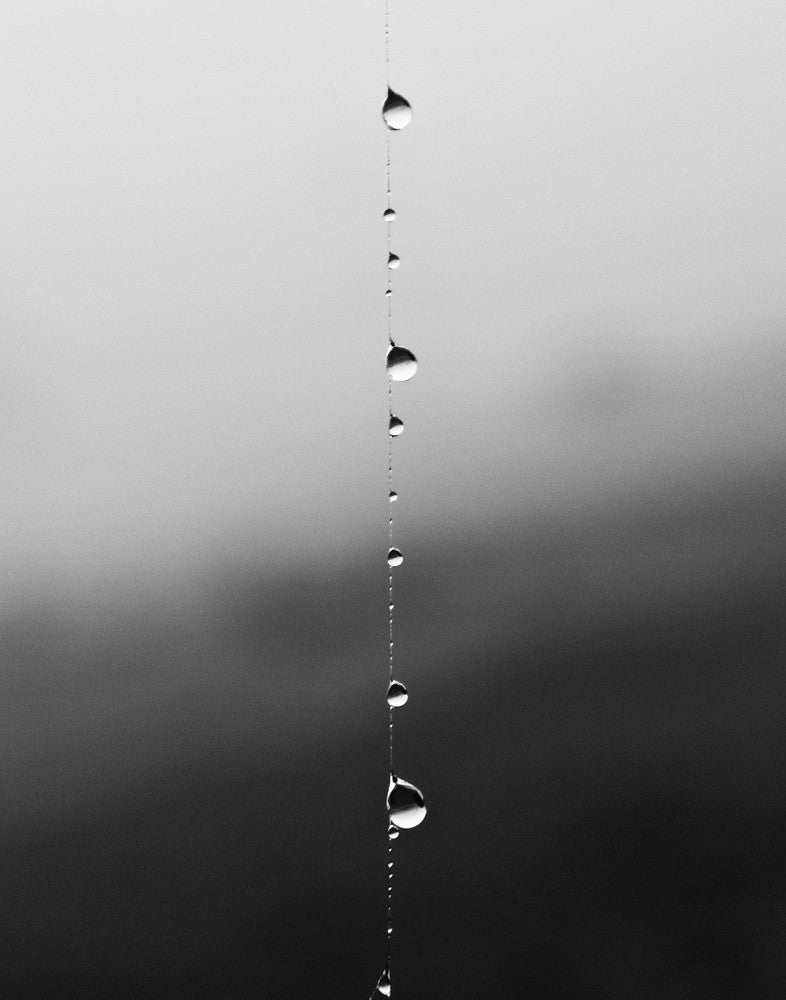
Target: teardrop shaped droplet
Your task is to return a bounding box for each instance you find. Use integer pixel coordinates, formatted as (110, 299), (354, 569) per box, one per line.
(383, 208), (396, 222)
(388, 415), (404, 437)
(387, 680), (408, 707)
(387, 548), (403, 567)
(388, 490), (398, 502)
(387, 252), (400, 270)
(387, 773), (427, 829)
(382, 88), (413, 131)
(386, 344), (417, 382)
(376, 966), (392, 997)
(388, 824), (399, 840)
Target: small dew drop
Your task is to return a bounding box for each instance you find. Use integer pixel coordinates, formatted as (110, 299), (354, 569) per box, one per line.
(383, 208), (396, 222)
(388, 824), (399, 840)
(386, 344), (417, 382)
(385, 288), (392, 297)
(387, 253), (400, 270)
(386, 680), (408, 707)
(376, 966), (392, 997)
(387, 548), (403, 567)
(387, 773), (427, 829)
(389, 490), (398, 502)
(388, 415), (404, 437)
(382, 88), (413, 130)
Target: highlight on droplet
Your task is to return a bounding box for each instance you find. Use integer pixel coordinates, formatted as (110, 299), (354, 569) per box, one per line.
(387, 773), (427, 829)
(386, 680), (408, 707)
(382, 88), (413, 130)
(375, 965), (392, 997)
(386, 344), (417, 382)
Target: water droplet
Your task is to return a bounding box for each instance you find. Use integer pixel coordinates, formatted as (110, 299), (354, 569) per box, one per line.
(387, 252), (400, 270)
(385, 288), (392, 297)
(387, 680), (408, 707)
(387, 773), (427, 829)
(386, 344), (417, 382)
(388, 416), (404, 437)
(388, 824), (399, 840)
(389, 490), (398, 502)
(387, 925), (393, 936)
(383, 208), (396, 222)
(387, 548), (403, 567)
(376, 966), (392, 997)
(382, 88), (413, 131)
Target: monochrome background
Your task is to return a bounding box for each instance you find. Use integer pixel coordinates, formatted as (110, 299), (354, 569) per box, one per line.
(1, 1), (785, 995)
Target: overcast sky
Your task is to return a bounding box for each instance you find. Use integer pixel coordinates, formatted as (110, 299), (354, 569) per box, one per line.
(1, 0), (785, 599)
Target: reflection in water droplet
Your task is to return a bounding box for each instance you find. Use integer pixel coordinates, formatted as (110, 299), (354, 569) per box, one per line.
(387, 253), (400, 270)
(382, 88), (413, 130)
(383, 208), (396, 222)
(376, 966), (392, 997)
(389, 490), (398, 502)
(387, 680), (408, 707)
(387, 548), (403, 567)
(388, 416), (404, 437)
(388, 824), (399, 840)
(386, 344), (417, 382)
(387, 773), (427, 829)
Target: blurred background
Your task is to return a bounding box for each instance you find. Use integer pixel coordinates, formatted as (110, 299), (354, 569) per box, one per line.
(1, 0), (786, 996)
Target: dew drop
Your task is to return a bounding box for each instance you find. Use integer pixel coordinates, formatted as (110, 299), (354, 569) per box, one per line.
(388, 824), (399, 840)
(376, 966), (392, 997)
(386, 344), (417, 382)
(387, 548), (403, 567)
(387, 252), (400, 270)
(385, 288), (392, 297)
(382, 88), (413, 131)
(383, 208), (396, 222)
(388, 415), (404, 437)
(386, 680), (408, 707)
(388, 490), (398, 502)
(387, 773), (427, 829)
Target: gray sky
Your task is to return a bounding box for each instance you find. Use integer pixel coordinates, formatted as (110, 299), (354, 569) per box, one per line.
(1, 0), (785, 599)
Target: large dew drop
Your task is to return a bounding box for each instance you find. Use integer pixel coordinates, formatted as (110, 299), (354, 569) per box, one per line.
(388, 415), (404, 437)
(386, 344), (417, 382)
(387, 773), (427, 829)
(383, 207), (396, 222)
(376, 966), (392, 997)
(382, 88), (413, 130)
(387, 548), (403, 567)
(387, 252), (400, 270)
(387, 680), (408, 707)
(388, 490), (398, 502)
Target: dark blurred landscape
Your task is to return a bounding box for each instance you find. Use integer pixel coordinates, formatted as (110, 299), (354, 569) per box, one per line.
(3, 1), (786, 995)
(2, 453), (784, 998)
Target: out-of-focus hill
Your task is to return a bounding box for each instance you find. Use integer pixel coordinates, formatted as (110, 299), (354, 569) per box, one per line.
(1, 456), (784, 998)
